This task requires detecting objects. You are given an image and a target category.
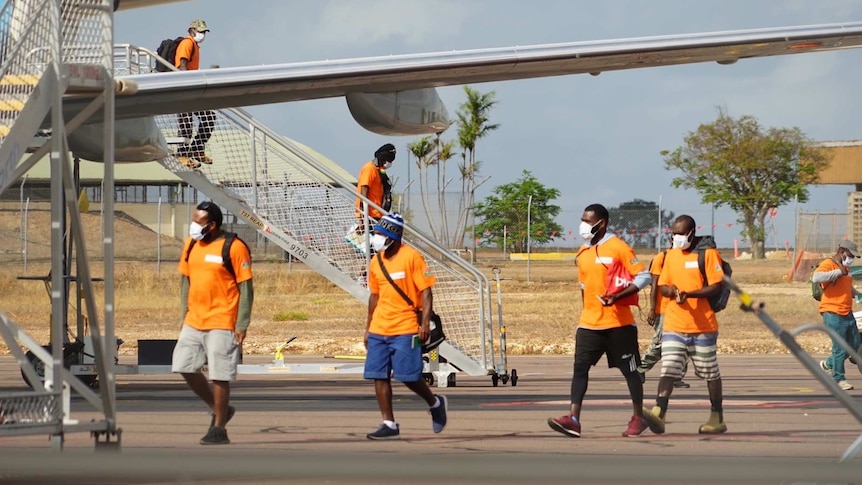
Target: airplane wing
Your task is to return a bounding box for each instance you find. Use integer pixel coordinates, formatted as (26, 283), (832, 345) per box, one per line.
(66, 21), (862, 121)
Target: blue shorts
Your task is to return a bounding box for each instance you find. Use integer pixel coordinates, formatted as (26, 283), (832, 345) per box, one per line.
(364, 333), (423, 382)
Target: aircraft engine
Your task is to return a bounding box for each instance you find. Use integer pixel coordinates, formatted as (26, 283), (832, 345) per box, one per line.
(113, 0), (190, 11)
(68, 116), (169, 163)
(345, 88), (451, 136)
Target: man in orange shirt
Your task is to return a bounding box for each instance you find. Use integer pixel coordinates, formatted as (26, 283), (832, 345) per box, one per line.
(363, 213), (447, 440)
(356, 143), (395, 224)
(643, 215), (726, 435)
(638, 248), (690, 388)
(813, 240), (862, 391)
(547, 203), (652, 438)
(172, 201), (254, 445)
(174, 19), (216, 169)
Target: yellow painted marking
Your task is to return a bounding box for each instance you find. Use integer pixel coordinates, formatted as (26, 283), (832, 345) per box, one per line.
(793, 387), (814, 394)
(0, 74), (39, 86)
(0, 99), (25, 111)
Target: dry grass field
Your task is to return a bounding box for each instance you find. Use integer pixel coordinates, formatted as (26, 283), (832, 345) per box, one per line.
(0, 208), (839, 358)
(0, 256), (834, 358)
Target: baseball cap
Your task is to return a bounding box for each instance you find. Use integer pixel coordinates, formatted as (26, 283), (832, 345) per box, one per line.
(839, 239), (859, 258)
(190, 19), (210, 32)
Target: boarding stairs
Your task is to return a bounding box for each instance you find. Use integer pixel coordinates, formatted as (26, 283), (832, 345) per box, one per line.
(113, 46), (510, 386)
(0, 0), (120, 448)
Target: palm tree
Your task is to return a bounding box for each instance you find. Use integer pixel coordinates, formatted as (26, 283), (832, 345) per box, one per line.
(455, 87), (499, 247)
(433, 135), (457, 246)
(407, 137), (436, 240)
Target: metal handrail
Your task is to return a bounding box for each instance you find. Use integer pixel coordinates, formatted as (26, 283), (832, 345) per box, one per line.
(111, 43), (501, 371)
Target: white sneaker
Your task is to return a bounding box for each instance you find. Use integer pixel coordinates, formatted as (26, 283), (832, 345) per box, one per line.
(820, 360), (833, 376)
(838, 380), (854, 391)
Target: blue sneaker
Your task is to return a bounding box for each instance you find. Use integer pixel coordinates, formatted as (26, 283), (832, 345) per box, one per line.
(367, 423), (400, 440)
(430, 394), (448, 433)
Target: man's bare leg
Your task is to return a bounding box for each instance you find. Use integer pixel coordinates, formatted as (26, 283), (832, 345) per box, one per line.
(211, 381), (230, 427)
(374, 379), (394, 421)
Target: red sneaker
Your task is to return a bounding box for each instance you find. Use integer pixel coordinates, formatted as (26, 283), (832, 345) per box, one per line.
(547, 415), (581, 438)
(622, 415), (649, 437)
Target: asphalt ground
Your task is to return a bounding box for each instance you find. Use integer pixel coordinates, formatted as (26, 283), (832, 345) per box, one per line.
(0, 354), (861, 484)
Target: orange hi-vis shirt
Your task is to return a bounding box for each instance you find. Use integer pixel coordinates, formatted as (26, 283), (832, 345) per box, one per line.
(368, 245), (437, 336)
(174, 36), (199, 70)
(179, 235), (253, 331)
(649, 250), (670, 315)
(356, 161), (384, 219)
(658, 247), (723, 333)
(577, 236), (645, 330)
(815, 258), (854, 315)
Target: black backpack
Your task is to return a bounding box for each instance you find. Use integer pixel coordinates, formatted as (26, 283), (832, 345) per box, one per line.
(184, 232), (248, 280)
(154, 37), (194, 72)
(694, 236), (732, 312)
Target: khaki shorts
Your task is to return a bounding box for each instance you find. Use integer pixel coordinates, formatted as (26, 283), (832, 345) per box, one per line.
(171, 325), (239, 381)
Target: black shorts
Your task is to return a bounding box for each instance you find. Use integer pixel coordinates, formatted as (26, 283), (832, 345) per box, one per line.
(574, 326), (641, 372)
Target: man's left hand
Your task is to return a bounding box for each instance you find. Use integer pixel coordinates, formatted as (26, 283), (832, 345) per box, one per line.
(235, 329), (247, 346)
(418, 323), (430, 344)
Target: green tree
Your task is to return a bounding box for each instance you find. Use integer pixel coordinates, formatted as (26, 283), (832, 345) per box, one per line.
(474, 170), (563, 252)
(662, 108), (829, 259)
(608, 199), (676, 249)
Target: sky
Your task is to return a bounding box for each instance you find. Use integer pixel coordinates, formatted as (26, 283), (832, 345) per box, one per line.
(115, 0), (862, 249)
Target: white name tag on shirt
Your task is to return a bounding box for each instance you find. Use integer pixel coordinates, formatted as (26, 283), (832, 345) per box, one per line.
(595, 256), (613, 265)
(684, 261), (699, 269)
(389, 271), (406, 280)
(205, 254), (223, 264)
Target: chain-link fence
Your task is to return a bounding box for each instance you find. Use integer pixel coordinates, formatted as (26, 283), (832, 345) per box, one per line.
(793, 210), (848, 282)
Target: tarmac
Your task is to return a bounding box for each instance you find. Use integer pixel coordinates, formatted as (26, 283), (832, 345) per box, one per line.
(0, 354), (861, 484)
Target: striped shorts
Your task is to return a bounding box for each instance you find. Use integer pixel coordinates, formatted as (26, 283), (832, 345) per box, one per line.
(660, 331), (720, 381)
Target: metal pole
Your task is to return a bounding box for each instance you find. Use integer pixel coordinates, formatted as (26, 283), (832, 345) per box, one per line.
(527, 195), (532, 283)
(250, 124), (257, 213)
(657, 195), (662, 250)
(49, 0), (65, 451)
(790, 153), (800, 279)
(157, 196), (162, 274)
(503, 225), (507, 257)
(23, 197), (29, 273)
(406, 151), (410, 214)
(399, 179), (414, 213)
(101, 0), (119, 426)
(19, 175), (25, 254)
(711, 204), (715, 237)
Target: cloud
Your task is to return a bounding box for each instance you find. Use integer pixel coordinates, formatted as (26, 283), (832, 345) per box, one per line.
(309, 0), (481, 51)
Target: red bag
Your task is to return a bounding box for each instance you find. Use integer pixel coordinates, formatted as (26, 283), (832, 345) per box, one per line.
(604, 259), (639, 306)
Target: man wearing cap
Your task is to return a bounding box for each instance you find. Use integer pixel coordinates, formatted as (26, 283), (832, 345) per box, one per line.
(175, 19), (216, 169)
(356, 143), (395, 227)
(363, 212), (448, 440)
(813, 240), (862, 391)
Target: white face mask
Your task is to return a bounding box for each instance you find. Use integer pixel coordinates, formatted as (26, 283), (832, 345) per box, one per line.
(672, 231), (693, 250)
(382, 161), (392, 170)
(189, 221), (206, 241)
(579, 221), (599, 241)
(370, 233), (390, 252)
(843, 256), (854, 267)
(193, 32), (206, 43)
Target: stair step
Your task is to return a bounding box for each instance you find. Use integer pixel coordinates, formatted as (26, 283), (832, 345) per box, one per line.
(0, 99), (25, 111)
(0, 74), (40, 86)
